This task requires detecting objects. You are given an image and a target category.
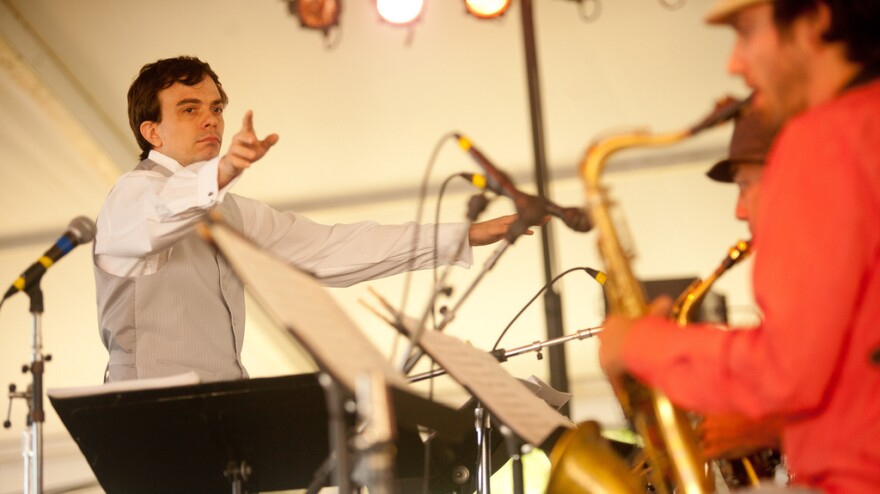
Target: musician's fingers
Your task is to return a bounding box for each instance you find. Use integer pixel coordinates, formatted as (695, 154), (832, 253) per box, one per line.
(648, 296), (674, 317)
(241, 110), (254, 133)
(261, 133), (280, 148)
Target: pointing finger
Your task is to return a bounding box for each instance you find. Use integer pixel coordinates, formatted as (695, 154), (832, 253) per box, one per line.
(241, 110), (254, 133)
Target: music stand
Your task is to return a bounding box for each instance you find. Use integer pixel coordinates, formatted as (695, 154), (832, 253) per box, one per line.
(50, 373), (476, 494)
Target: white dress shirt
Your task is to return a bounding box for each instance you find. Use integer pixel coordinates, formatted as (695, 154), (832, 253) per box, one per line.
(94, 150), (473, 285)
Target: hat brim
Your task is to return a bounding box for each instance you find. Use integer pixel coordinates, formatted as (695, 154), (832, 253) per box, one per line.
(706, 159), (735, 183)
(707, 159), (765, 183)
(705, 0), (771, 24)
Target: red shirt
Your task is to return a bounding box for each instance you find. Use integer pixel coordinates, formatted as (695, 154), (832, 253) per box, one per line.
(623, 80), (880, 493)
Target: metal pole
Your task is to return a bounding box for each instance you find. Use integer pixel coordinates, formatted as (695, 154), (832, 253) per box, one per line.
(475, 405), (492, 494)
(519, 0), (571, 414)
(29, 312), (44, 494)
(23, 286), (46, 494)
(319, 373), (352, 494)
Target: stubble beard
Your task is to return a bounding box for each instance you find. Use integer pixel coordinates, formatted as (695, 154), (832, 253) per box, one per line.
(762, 41), (811, 133)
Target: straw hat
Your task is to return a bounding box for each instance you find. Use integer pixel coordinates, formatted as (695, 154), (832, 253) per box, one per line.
(705, 0), (774, 24)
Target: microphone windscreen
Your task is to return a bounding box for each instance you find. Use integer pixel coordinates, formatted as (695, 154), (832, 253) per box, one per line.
(68, 216), (97, 244)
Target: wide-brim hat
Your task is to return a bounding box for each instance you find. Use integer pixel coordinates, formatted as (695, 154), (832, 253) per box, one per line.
(705, 0), (773, 24)
(706, 110), (777, 183)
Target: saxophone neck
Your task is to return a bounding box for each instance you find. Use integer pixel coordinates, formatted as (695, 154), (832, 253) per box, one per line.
(672, 240), (752, 325)
(689, 94), (754, 135)
(580, 130), (690, 188)
(580, 95), (751, 188)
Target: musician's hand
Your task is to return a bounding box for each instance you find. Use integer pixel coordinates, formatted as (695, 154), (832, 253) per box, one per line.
(218, 110), (279, 188)
(699, 413), (783, 459)
(599, 297), (672, 379)
(468, 213), (549, 246)
(598, 315), (634, 379)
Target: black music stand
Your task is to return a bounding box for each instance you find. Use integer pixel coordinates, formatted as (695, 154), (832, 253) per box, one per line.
(50, 373), (476, 494)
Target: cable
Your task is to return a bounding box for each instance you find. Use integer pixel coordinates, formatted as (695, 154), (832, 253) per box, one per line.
(431, 173), (462, 329)
(431, 173), (495, 328)
(392, 132), (457, 364)
(491, 266), (606, 352)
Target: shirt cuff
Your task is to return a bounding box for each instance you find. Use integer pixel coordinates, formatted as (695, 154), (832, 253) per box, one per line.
(438, 223), (473, 267)
(197, 157), (239, 205)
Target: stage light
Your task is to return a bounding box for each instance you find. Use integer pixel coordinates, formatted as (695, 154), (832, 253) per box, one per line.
(464, 0), (511, 19)
(376, 0), (425, 25)
(290, 0), (341, 31)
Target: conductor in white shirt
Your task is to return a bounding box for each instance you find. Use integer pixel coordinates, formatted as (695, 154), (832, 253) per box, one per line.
(94, 56), (530, 383)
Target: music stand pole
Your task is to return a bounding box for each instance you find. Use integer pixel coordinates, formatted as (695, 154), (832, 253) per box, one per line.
(23, 284), (46, 494)
(319, 372), (352, 494)
(500, 425), (525, 494)
(474, 403), (492, 494)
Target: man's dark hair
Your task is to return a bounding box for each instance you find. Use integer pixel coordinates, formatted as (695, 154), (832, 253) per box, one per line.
(774, 0), (880, 68)
(127, 56), (229, 161)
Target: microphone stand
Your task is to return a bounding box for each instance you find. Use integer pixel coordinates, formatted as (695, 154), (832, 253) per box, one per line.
(400, 191), (547, 375)
(406, 326), (600, 494)
(401, 238), (511, 375)
(19, 284), (47, 494)
(407, 325), (603, 384)
(397, 193), (489, 374)
(474, 404), (492, 494)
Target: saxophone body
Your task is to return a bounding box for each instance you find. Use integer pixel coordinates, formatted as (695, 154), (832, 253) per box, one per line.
(672, 240), (783, 490)
(547, 97), (748, 494)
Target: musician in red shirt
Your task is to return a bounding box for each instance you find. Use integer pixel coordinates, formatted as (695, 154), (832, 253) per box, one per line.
(598, 1), (880, 492)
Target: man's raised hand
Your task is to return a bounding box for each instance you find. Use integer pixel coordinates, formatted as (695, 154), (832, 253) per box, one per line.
(218, 110), (279, 188)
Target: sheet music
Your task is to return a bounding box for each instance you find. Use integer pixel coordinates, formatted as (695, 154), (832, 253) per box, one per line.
(417, 329), (574, 446)
(207, 221), (408, 392)
(524, 375), (573, 410)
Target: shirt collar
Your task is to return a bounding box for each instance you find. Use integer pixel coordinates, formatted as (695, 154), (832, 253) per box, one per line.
(147, 150), (185, 173)
(147, 150), (215, 173)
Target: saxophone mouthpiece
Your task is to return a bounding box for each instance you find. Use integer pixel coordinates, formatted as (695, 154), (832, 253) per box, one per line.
(689, 94), (754, 135)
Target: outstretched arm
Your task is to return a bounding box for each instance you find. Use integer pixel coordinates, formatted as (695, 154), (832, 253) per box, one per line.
(468, 213), (548, 246)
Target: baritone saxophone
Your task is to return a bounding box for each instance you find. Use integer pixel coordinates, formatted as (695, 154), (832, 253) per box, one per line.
(546, 96), (749, 494)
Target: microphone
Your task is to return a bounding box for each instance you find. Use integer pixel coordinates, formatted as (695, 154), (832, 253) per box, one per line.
(453, 134), (592, 233)
(456, 151), (592, 237)
(3, 216), (97, 300)
(454, 134), (522, 203)
(459, 172), (592, 233)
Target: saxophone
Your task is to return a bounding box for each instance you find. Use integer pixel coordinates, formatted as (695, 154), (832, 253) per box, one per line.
(547, 96), (749, 494)
(670, 240), (751, 326)
(672, 240), (783, 490)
